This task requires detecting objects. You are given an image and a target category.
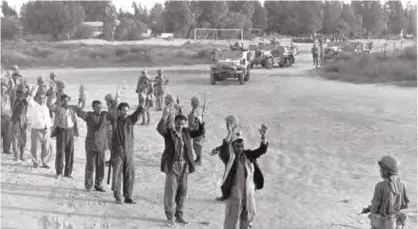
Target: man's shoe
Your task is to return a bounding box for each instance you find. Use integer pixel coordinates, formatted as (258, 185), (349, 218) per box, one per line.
(94, 187), (106, 192)
(124, 198), (136, 204)
(56, 174), (62, 179)
(115, 198), (123, 204)
(215, 196), (225, 201)
(14, 157), (19, 161)
(41, 164), (50, 169)
(194, 157), (202, 165)
(175, 216), (189, 224)
(166, 219), (175, 226)
(64, 175), (73, 179)
(33, 163), (38, 168)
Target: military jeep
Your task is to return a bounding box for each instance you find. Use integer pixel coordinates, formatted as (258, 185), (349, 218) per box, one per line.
(210, 50), (251, 85)
(249, 43), (295, 69)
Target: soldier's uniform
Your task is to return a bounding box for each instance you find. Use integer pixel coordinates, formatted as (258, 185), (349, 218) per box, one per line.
(11, 83), (29, 161)
(136, 70), (153, 125)
(154, 69), (168, 111)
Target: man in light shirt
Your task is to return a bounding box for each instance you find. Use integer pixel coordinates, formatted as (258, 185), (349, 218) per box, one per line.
(27, 84), (53, 168)
(49, 93), (79, 179)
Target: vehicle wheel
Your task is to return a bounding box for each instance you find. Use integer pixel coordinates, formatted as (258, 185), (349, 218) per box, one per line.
(238, 74), (244, 85)
(264, 58), (273, 69)
(210, 71), (216, 85)
(244, 68), (250, 82)
(290, 55), (295, 64)
(250, 63), (254, 68)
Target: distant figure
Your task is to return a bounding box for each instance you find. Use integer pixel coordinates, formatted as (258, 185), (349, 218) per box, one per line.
(136, 70), (153, 125)
(311, 43), (319, 68)
(154, 69), (169, 111)
(188, 95), (204, 165)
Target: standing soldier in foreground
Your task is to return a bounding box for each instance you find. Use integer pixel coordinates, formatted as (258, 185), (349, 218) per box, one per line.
(188, 95), (204, 165)
(1, 77), (13, 155)
(110, 98), (145, 204)
(11, 83), (30, 161)
(360, 155), (409, 229)
(217, 121), (269, 229)
(156, 103), (205, 226)
(154, 69), (169, 111)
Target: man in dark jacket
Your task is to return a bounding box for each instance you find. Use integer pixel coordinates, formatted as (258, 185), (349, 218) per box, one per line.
(11, 83), (29, 161)
(74, 97), (117, 192)
(156, 105), (205, 226)
(110, 100), (144, 204)
(216, 121), (268, 229)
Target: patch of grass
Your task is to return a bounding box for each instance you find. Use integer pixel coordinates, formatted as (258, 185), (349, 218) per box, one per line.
(321, 45), (417, 87)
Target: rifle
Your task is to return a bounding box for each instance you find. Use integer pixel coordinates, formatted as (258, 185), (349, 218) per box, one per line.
(358, 205), (371, 215)
(107, 161), (111, 185)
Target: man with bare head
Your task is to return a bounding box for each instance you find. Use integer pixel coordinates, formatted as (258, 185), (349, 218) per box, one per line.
(188, 95), (204, 165)
(157, 101), (205, 226)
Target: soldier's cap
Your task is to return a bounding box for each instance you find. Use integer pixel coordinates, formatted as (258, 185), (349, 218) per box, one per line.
(190, 95), (201, 106)
(37, 76), (46, 84)
(60, 94), (71, 101)
(378, 155), (400, 175)
(56, 79), (66, 88)
(12, 65), (19, 70)
(104, 94), (114, 101)
(50, 72), (58, 79)
(164, 94), (175, 103)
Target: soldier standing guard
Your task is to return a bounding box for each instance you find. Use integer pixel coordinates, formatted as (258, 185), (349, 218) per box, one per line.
(154, 69), (169, 111)
(11, 83), (30, 161)
(136, 70), (153, 125)
(1, 77), (13, 155)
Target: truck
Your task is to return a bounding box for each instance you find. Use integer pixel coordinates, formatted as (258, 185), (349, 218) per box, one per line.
(210, 50), (251, 85)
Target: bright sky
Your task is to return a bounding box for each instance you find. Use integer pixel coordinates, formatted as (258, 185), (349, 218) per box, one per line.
(6, 0), (415, 16)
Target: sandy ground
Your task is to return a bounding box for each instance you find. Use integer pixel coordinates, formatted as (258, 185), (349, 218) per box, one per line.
(1, 51), (416, 229)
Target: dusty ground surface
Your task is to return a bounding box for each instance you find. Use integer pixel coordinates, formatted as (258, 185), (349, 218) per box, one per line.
(1, 52), (416, 229)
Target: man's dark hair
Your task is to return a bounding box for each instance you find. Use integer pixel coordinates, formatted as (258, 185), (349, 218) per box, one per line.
(174, 114), (187, 122)
(92, 100), (101, 107)
(117, 102), (130, 110)
(60, 94), (70, 101)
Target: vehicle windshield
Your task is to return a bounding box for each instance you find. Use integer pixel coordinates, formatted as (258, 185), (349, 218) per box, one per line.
(220, 51), (243, 60)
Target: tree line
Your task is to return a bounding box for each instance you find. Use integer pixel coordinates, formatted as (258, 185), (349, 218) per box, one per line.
(1, 0), (417, 41)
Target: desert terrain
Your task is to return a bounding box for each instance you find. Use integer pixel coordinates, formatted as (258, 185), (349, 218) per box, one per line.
(1, 46), (416, 229)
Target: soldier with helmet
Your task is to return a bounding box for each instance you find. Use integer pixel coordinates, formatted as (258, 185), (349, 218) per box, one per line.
(361, 155), (410, 229)
(104, 91), (120, 166)
(136, 70), (154, 125)
(11, 82), (30, 161)
(153, 69), (169, 111)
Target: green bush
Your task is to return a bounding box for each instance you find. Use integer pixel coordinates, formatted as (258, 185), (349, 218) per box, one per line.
(73, 24), (96, 39)
(1, 16), (20, 40)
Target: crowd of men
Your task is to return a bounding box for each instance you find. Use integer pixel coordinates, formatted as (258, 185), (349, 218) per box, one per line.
(0, 64), (410, 229)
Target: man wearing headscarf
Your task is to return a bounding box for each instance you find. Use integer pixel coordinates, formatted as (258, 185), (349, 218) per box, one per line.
(26, 84), (53, 168)
(49, 93), (79, 179)
(216, 120), (269, 229)
(104, 92), (120, 166)
(154, 69), (169, 111)
(156, 102), (205, 226)
(110, 99), (145, 204)
(11, 82), (30, 161)
(363, 155), (409, 229)
(1, 77), (13, 154)
(210, 114), (240, 201)
(136, 70), (153, 125)
(188, 95), (204, 165)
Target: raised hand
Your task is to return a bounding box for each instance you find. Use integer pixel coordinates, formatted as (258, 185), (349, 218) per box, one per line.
(259, 123), (268, 137)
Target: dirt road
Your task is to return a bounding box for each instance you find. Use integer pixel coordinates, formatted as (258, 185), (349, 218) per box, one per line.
(1, 53), (416, 229)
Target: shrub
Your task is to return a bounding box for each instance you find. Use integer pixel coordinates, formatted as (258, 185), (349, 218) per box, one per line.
(73, 24), (96, 39)
(1, 16), (20, 40)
